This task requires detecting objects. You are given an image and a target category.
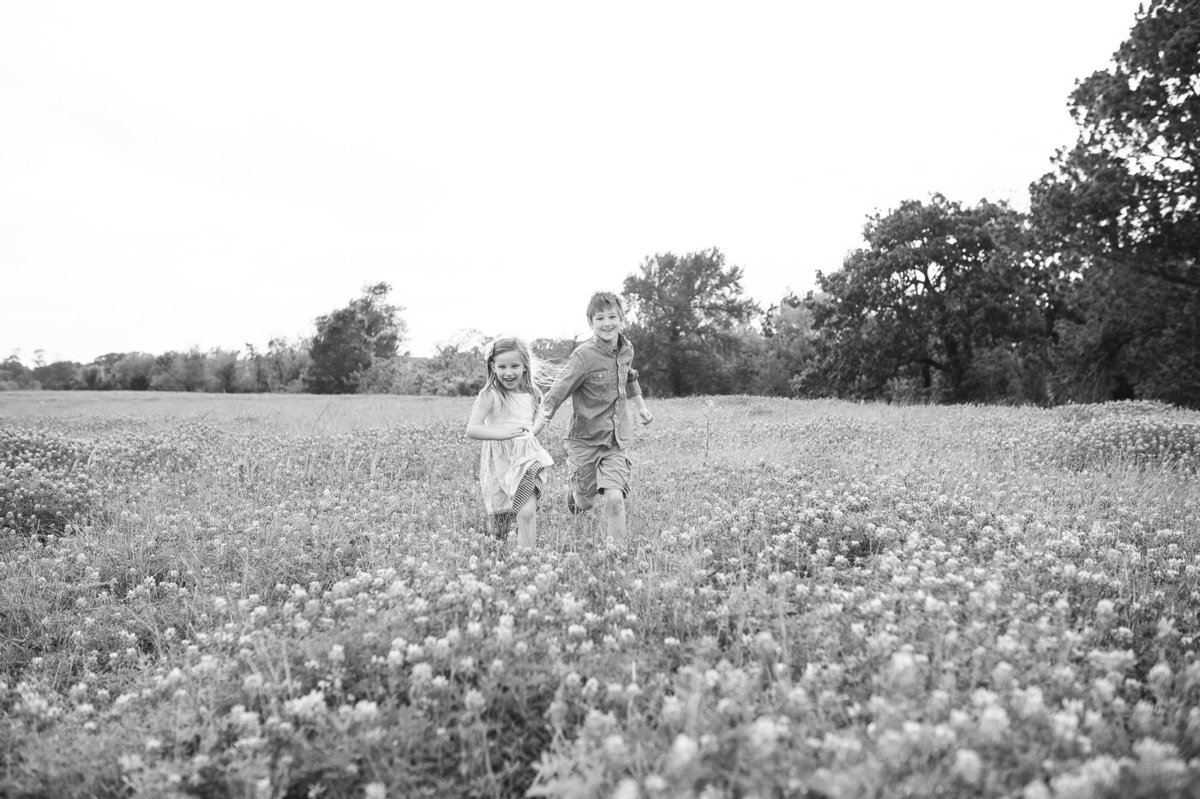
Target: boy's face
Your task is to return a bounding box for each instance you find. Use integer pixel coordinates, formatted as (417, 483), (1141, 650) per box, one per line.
(590, 305), (624, 344)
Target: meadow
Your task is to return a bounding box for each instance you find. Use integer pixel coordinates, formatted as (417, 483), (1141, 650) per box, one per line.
(1, 391), (1199, 798)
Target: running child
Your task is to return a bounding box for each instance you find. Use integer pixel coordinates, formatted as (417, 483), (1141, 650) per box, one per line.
(531, 291), (653, 544)
(465, 336), (555, 547)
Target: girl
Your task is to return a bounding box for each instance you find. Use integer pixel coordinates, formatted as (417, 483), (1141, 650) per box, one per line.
(465, 337), (555, 547)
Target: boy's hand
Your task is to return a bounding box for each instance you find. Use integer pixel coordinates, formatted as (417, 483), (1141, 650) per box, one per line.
(637, 406), (654, 425)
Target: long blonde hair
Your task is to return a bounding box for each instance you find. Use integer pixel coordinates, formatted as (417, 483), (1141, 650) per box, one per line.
(480, 336), (560, 417)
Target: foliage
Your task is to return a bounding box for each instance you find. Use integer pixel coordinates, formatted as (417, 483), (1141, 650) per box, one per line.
(1037, 400), (1200, 471)
(0, 355), (38, 391)
(32, 361), (84, 391)
(1, 396), (1199, 797)
(532, 337), (582, 363)
(307, 283), (407, 394)
(0, 428), (98, 538)
(623, 249), (761, 397)
(1030, 0), (1200, 407)
(799, 195), (1052, 403)
(756, 294), (817, 396)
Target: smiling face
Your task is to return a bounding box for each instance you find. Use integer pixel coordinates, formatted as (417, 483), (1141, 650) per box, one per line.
(590, 305), (624, 344)
(490, 349), (527, 391)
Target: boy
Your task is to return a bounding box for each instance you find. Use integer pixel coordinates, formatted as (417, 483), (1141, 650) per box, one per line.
(532, 291), (653, 543)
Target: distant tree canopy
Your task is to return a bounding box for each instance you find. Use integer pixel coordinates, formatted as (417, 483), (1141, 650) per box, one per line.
(799, 196), (1051, 403)
(306, 282), (406, 394)
(1030, 0), (1200, 406)
(6, 6), (1197, 407)
(622, 248), (760, 397)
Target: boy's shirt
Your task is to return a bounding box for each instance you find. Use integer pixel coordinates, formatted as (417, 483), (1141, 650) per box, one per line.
(541, 334), (643, 448)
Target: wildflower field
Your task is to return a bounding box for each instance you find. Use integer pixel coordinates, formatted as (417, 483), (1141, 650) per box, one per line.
(2, 391), (1199, 799)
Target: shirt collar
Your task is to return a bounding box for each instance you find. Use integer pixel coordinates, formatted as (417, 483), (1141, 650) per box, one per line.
(592, 332), (625, 356)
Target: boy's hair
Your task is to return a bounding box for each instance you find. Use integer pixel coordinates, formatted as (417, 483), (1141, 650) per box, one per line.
(586, 291), (625, 321)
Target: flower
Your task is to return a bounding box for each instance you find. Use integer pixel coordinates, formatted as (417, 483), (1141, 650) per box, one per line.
(977, 705), (1010, 743)
(952, 748), (983, 785)
(668, 734), (698, 771)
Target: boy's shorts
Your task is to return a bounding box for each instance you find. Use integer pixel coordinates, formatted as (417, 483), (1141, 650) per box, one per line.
(566, 440), (631, 500)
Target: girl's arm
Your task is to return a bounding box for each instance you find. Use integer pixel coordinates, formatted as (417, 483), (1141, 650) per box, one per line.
(465, 392), (528, 440)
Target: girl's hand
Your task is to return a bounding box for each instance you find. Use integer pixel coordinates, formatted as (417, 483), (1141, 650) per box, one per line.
(498, 422), (529, 439)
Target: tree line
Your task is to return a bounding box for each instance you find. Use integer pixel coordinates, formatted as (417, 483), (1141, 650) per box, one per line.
(4, 2), (1196, 406)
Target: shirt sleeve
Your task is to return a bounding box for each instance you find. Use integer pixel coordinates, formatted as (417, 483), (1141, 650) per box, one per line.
(540, 353), (587, 422)
(626, 367), (643, 399)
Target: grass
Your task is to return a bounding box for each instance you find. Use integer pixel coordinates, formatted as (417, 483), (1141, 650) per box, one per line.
(1, 392), (1199, 798)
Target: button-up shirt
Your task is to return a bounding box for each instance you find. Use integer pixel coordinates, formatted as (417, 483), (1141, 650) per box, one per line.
(541, 334), (643, 447)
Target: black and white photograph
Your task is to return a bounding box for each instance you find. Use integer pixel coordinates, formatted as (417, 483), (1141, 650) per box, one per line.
(2, 1), (1198, 796)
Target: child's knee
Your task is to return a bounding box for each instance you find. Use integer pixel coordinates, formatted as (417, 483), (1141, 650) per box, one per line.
(601, 489), (625, 515)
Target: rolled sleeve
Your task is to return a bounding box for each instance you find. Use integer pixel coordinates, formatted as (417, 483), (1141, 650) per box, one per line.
(625, 368), (642, 399)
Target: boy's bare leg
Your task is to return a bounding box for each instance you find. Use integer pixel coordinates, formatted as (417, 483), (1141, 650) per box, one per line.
(572, 489), (595, 512)
(515, 500), (537, 548)
(601, 489), (626, 544)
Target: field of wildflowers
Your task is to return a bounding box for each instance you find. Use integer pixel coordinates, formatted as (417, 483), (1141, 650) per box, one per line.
(1, 392), (1199, 798)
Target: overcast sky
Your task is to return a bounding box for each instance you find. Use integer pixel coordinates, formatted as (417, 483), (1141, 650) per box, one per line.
(1, 1), (1143, 365)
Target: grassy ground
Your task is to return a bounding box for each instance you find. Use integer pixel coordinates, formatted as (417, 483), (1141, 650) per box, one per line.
(1, 392), (1198, 798)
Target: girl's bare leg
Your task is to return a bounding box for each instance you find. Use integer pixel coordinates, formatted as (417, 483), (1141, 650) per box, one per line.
(515, 499), (537, 548)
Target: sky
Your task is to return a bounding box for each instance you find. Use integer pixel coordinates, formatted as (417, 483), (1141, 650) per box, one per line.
(1, 1), (1145, 365)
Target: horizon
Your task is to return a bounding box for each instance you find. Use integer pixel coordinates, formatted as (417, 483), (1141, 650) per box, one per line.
(1, 1), (1144, 365)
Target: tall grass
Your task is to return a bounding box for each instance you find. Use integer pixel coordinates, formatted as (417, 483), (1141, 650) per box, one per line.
(1, 393), (1198, 797)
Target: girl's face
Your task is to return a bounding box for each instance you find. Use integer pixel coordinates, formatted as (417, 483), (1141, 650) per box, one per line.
(491, 349), (526, 390)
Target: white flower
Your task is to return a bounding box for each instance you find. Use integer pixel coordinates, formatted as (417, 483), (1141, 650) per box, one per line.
(611, 778), (639, 799)
(284, 690), (327, 720)
(977, 705), (1010, 743)
(351, 700), (379, 724)
(886, 649), (920, 691)
(464, 689), (486, 715)
(748, 716), (781, 755)
(603, 734), (627, 760)
(669, 734), (698, 771)
(1148, 662), (1173, 692)
(660, 695), (683, 727)
(952, 748), (983, 785)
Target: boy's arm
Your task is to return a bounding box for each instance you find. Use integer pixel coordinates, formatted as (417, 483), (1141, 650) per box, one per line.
(532, 355), (586, 436)
(626, 367), (653, 425)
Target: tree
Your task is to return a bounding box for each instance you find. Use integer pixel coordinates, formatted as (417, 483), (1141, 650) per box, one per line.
(743, 294), (818, 396)
(622, 248), (761, 397)
(1030, 0), (1200, 406)
(306, 283), (406, 394)
(266, 337), (310, 392)
(0, 355), (35, 390)
(531, 337), (580, 362)
(800, 196), (1050, 402)
(110, 353), (154, 390)
(33, 361), (82, 390)
(243, 343), (272, 392)
(207, 348), (241, 393)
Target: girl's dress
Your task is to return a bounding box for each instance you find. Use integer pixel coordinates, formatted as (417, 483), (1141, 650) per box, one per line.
(473, 389), (554, 535)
